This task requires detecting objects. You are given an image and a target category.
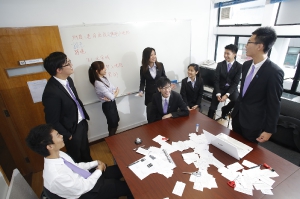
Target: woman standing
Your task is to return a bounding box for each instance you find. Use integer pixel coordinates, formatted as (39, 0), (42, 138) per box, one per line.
(139, 47), (167, 106)
(180, 63), (204, 111)
(89, 61), (120, 136)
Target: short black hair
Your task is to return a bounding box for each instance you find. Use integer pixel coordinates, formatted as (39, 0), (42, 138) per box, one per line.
(252, 27), (277, 53)
(26, 124), (54, 157)
(225, 44), (238, 54)
(43, 52), (67, 76)
(156, 77), (171, 88)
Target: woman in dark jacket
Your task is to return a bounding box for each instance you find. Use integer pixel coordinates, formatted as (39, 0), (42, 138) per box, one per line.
(180, 63), (204, 111)
(139, 47), (167, 106)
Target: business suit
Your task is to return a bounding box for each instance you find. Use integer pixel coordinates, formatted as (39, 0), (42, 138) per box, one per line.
(148, 90), (189, 123)
(139, 63), (166, 106)
(231, 58), (284, 142)
(208, 60), (242, 118)
(180, 77), (204, 109)
(42, 76), (92, 162)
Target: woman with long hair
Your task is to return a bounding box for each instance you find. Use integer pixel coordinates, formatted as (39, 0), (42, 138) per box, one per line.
(88, 61), (120, 136)
(180, 63), (204, 111)
(139, 47), (167, 106)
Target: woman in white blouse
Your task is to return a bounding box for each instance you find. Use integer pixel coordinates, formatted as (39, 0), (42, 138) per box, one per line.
(89, 61), (120, 136)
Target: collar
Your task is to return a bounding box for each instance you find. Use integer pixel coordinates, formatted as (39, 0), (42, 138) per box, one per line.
(148, 62), (157, 69)
(53, 76), (68, 87)
(251, 57), (268, 68)
(226, 60), (235, 66)
(187, 77), (196, 83)
(161, 95), (170, 102)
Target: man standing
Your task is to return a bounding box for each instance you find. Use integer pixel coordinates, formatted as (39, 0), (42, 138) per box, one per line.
(231, 27), (284, 143)
(208, 44), (242, 119)
(42, 52), (92, 162)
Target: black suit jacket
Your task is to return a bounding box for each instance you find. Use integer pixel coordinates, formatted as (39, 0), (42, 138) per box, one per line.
(180, 77), (204, 108)
(149, 91), (189, 123)
(231, 58), (284, 133)
(139, 63), (166, 105)
(42, 77), (89, 139)
(214, 60), (242, 94)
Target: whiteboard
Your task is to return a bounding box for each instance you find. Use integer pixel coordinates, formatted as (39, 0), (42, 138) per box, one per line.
(59, 21), (191, 105)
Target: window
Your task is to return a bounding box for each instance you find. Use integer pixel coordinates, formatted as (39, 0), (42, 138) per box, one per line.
(275, 0), (300, 26)
(214, 35), (300, 96)
(218, 0), (265, 26)
(215, 36), (235, 62)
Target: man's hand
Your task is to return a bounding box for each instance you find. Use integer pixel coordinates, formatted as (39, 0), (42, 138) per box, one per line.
(256, 131), (272, 143)
(69, 135), (72, 140)
(162, 113), (172, 119)
(187, 106), (192, 111)
(191, 105), (198, 110)
(96, 160), (106, 171)
(217, 96), (222, 102)
(220, 95), (228, 102)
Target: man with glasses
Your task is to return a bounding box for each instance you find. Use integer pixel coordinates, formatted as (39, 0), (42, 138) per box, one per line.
(148, 77), (189, 123)
(42, 52), (92, 163)
(231, 27), (284, 143)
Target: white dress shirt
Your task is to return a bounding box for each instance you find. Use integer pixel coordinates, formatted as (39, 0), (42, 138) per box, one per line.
(43, 151), (101, 199)
(149, 63), (157, 79)
(53, 76), (84, 124)
(187, 77), (196, 88)
(246, 57), (268, 80)
(216, 61), (235, 97)
(94, 77), (117, 103)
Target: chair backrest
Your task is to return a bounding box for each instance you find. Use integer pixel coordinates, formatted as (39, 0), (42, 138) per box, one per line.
(42, 187), (65, 199)
(5, 169), (38, 199)
(0, 166), (9, 199)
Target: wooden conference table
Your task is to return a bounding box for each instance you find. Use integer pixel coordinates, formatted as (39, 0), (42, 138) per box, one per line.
(105, 110), (299, 199)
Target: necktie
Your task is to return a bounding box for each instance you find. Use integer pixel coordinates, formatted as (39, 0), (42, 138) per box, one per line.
(227, 63), (232, 72)
(61, 157), (91, 179)
(163, 99), (168, 114)
(66, 81), (85, 119)
(242, 65), (255, 97)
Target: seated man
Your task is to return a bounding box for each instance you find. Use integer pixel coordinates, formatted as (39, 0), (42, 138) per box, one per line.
(208, 44), (242, 120)
(148, 77), (189, 123)
(26, 124), (133, 199)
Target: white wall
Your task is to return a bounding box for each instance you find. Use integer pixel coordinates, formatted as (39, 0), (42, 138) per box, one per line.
(0, 0), (212, 140)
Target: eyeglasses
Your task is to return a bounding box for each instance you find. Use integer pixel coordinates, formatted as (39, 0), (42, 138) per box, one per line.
(247, 41), (260, 45)
(160, 85), (171, 90)
(63, 60), (72, 67)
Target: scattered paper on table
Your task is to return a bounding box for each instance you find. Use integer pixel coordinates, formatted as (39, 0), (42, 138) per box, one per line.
(172, 181), (186, 197)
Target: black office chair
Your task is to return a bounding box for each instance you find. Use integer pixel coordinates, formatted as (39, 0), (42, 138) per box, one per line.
(41, 187), (65, 199)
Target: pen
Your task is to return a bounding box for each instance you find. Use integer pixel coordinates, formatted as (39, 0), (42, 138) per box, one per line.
(196, 124), (199, 133)
(249, 164), (261, 169)
(263, 163), (275, 172)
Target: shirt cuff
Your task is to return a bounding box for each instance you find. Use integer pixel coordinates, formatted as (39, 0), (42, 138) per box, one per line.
(226, 93), (230, 97)
(216, 93), (221, 97)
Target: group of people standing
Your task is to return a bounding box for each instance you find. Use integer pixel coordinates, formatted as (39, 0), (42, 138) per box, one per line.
(25, 26), (283, 199)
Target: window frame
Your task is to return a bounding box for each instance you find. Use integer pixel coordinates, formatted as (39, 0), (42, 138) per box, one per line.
(214, 35), (300, 96)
